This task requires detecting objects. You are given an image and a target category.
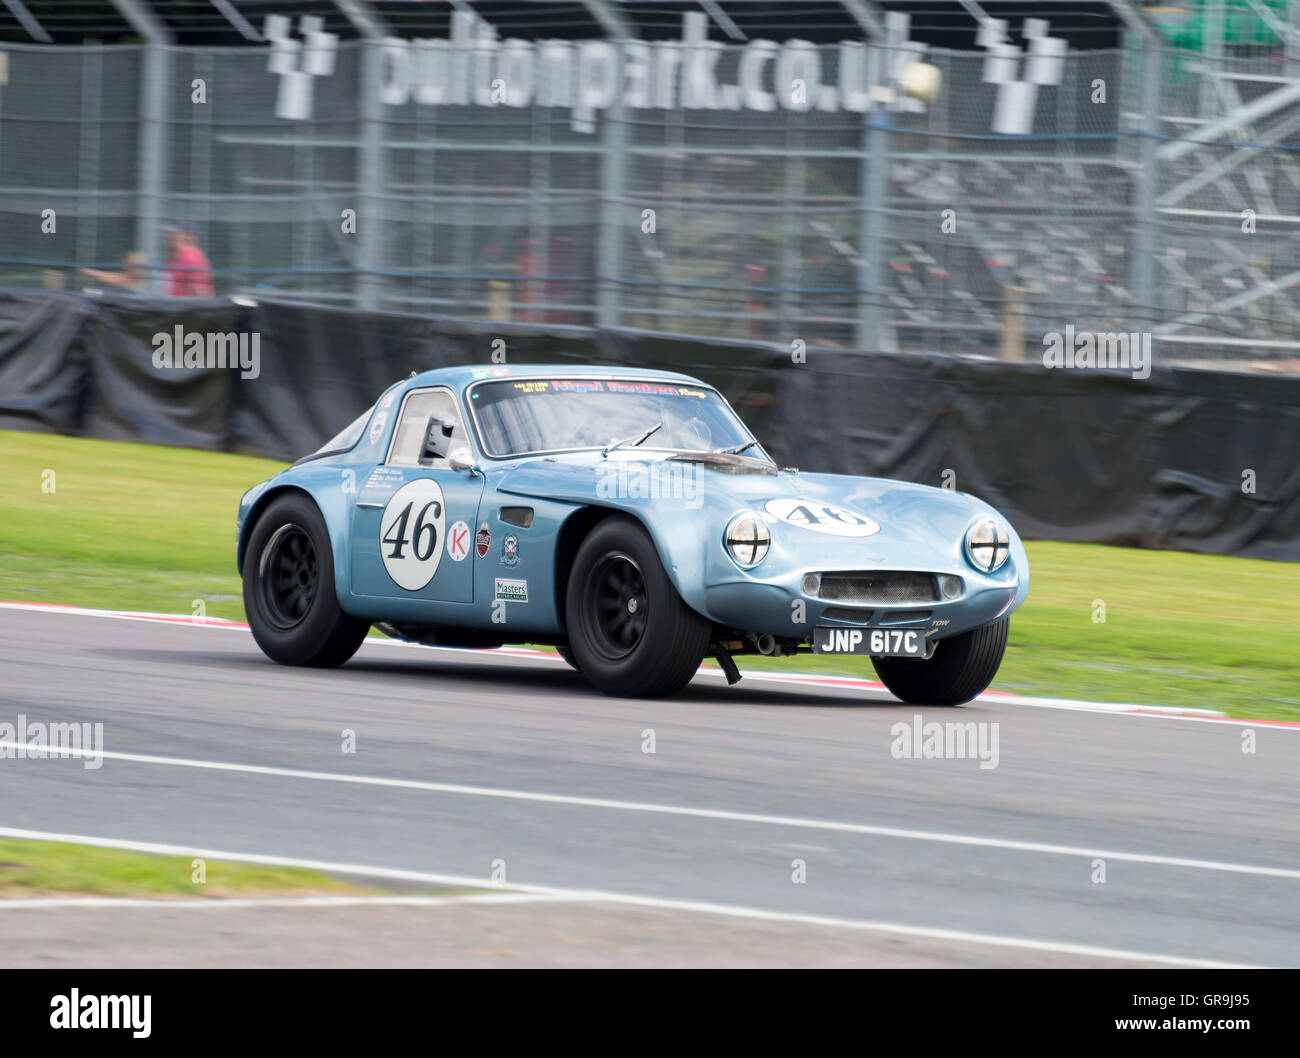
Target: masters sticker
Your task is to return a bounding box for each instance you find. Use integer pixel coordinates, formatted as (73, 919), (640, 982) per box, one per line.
(494, 578), (527, 603)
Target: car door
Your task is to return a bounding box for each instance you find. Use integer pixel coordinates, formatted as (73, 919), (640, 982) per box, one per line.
(349, 386), (484, 604)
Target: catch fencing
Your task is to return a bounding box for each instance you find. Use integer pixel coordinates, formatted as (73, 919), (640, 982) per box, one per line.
(1, 15), (1297, 368)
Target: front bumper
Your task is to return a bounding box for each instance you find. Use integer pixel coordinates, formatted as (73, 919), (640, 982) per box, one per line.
(702, 565), (1022, 643)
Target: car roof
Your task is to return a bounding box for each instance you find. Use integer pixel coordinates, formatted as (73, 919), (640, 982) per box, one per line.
(405, 363), (707, 390)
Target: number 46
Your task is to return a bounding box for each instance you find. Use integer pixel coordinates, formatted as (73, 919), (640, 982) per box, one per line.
(383, 500), (441, 560)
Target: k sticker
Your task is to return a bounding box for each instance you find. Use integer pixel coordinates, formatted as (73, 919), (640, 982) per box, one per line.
(446, 520), (470, 562)
(475, 522), (491, 559)
(495, 577), (527, 603)
(380, 479), (446, 590)
(501, 534), (519, 567)
(763, 498), (880, 537)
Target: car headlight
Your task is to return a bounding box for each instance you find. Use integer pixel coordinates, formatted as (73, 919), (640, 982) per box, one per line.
(965, 517), (1011, 573)
(724, 512), (770, 568)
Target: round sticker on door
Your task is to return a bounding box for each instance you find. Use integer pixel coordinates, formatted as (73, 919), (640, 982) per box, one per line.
(379, 479), (447, 591)
(446, 520), (470, 562)
(763, 498), (880, 537)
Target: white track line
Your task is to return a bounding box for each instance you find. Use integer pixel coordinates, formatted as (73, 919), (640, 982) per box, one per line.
(0, 892), (577, 912)
(0, 826), (1256, 968)
(4, 741), (1298, 882)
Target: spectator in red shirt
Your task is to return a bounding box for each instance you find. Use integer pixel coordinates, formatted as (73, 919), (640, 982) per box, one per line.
(164, 224), (214, 297)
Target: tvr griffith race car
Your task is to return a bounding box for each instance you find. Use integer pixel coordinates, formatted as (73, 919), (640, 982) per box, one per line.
(237, 365), (1028, 703)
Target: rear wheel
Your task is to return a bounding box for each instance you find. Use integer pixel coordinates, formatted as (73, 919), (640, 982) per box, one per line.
(243, 493), (370, 667)
(871, 618), (1009, 706)
(564, 517), (711, 697)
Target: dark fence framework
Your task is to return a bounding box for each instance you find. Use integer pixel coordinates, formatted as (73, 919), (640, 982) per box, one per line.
(1, 288), (1297, 560)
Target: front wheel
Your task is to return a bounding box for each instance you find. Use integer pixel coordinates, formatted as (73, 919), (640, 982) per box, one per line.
(871, 618), (1009, 706)
(243, 493), (370, 667)
(564, 516), (711, 697)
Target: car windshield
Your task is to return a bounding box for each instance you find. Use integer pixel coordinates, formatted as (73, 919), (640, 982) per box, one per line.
(470, 378), (764, 459)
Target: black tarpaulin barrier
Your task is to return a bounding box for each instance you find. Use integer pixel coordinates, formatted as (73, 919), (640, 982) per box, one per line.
(790, 353), (1160, 548)
(228, 300), (436, 461)
(80, 295), (242, 451)
(0, 289), (93, 434)
(0, 287), (1296, 561)
(1145, 369), (1300, 561)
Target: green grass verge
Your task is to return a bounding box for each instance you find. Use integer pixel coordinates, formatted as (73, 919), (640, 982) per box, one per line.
(2, 429), (1297, 720)
(0, 837), (369, 898)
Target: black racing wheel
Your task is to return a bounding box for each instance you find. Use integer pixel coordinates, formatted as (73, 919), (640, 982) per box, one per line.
(243, 493), (370, 667)
(872, 618), (1009, 706)
(564, 516), (711, 697)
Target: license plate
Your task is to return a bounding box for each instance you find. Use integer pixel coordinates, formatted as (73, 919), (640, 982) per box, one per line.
(812, 626), (926, 657)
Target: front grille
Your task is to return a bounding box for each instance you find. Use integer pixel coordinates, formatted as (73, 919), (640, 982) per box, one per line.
(820, 607), (875, 623)
(815, 572), (940, 605)
(880, 610), (932, 624)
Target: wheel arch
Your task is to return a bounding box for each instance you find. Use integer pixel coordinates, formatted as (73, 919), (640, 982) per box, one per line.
(237, 484), (318, 575)
(553, 505), (632, 632)
(239, 482), (358, 615)
(552, 503), (720, 636)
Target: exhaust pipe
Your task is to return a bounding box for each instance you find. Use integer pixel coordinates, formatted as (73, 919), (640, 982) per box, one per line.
(753, 633), (777, 655)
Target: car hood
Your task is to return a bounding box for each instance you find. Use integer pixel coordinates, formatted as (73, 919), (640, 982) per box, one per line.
(493, 452), (1008, 572)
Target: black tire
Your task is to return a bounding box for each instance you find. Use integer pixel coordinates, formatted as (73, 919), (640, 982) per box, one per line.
(564, 516), (711, 697)
(555, 645), (580, 671)
(871, 618), (1009, 706)
(243, 493), (370, 667)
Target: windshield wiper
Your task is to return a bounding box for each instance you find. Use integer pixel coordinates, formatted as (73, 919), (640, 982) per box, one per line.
(602, 421), (664, 457)
(713, 440), (759, 456)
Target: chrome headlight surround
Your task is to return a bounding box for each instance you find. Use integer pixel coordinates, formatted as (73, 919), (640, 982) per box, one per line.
(724, 512), (771, 569)
(964, 516), (1011, 573)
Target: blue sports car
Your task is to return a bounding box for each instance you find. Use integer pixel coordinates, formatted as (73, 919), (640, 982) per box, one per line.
(237, 365), (1028, 703)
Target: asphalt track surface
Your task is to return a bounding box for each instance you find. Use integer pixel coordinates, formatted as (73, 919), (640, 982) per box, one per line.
(2, 606), (1298, 967)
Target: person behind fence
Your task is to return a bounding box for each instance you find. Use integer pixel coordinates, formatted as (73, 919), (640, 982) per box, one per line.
(78, 251), (146, 293)
(164, 223), (214, 297)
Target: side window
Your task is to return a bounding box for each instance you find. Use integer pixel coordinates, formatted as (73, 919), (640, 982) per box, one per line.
(387, 388), (467, 467)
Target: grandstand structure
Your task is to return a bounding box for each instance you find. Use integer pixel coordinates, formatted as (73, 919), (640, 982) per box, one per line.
(0, 1), (1296, 367)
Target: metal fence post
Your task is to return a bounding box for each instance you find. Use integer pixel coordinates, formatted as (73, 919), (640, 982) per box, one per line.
(137, 44), (172, 294)
(1132, 41), (1160, 334)
(858, 117), (888, 351)
(111, 0), (175, 296)
(358, 39), (385, 311)
(597, 44), (627, 329)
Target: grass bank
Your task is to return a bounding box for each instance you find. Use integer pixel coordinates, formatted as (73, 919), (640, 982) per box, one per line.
(2, 429), (1296, 720)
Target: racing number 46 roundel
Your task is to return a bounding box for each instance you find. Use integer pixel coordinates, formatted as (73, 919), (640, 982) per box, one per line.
(763, 498), (880, 537)
(380, 479), (446, 591)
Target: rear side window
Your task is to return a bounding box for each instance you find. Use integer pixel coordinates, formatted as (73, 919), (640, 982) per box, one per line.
(313, 405), (373, 456)
(387, 387), (468, 467)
